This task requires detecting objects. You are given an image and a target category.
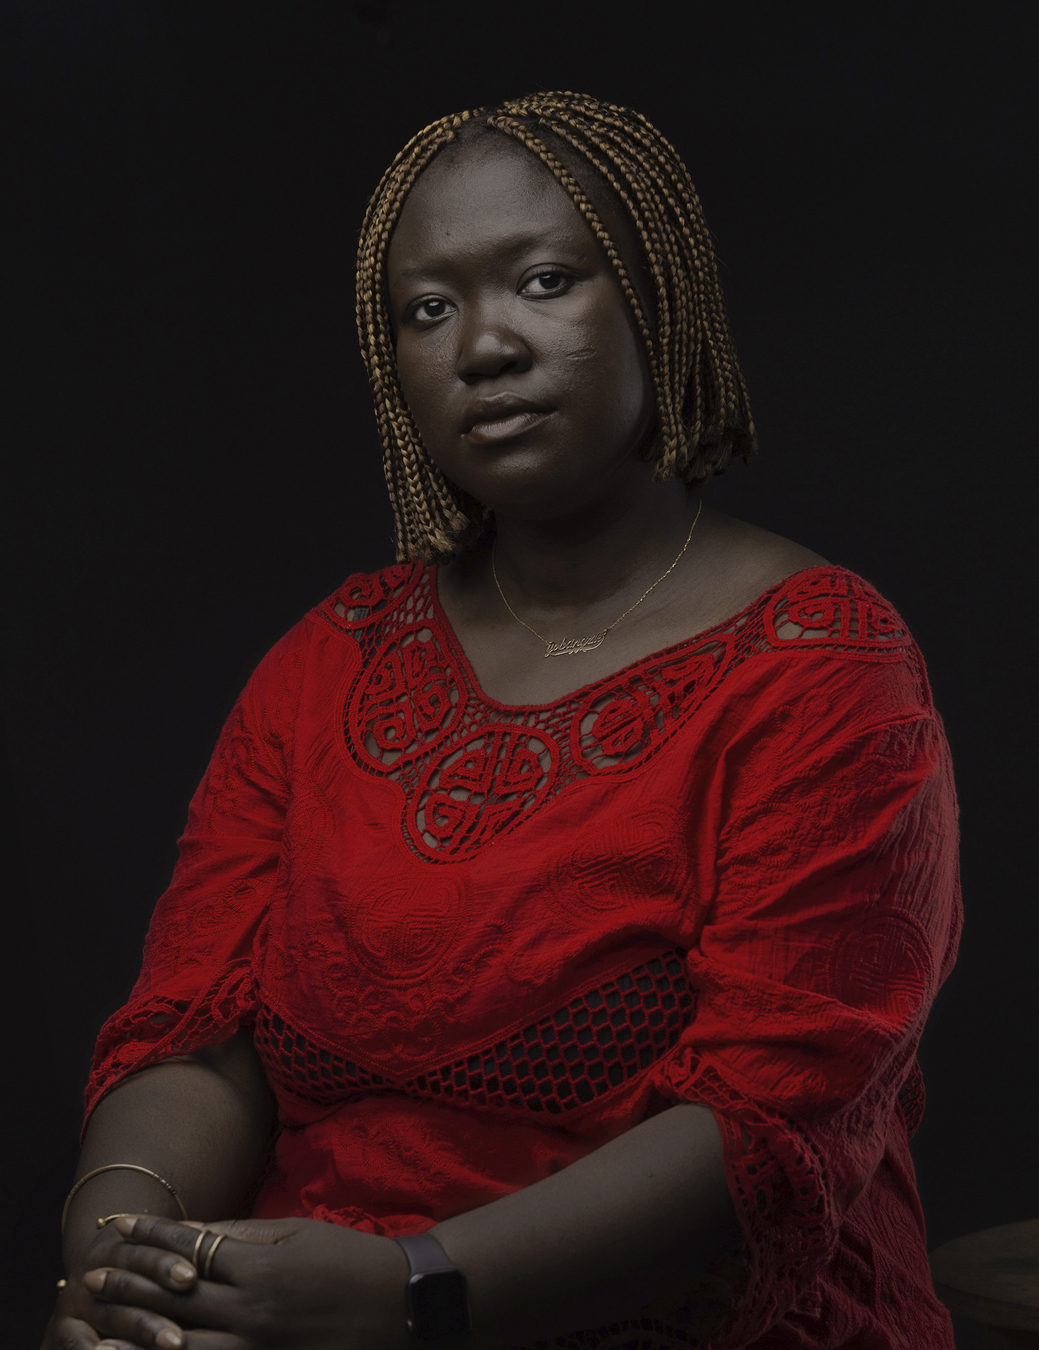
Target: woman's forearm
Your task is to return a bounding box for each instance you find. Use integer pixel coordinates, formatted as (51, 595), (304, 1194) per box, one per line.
(63, 1031), (273, 1274)
(429, 1101), (743, 1348)
(64, 1088), (740, 1350)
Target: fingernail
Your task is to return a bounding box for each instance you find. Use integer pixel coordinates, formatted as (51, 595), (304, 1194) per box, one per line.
(157, 1330), (183, 1350)
(170, 1261), (195, 1283)
(114, 1214), (138, 1236)
(82, 1268), (107, 1293)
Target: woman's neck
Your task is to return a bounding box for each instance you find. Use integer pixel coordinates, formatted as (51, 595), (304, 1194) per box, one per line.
(480, 474), (698, 621)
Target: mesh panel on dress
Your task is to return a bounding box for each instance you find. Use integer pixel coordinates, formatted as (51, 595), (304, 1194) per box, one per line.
(254, 952), (693, 1114)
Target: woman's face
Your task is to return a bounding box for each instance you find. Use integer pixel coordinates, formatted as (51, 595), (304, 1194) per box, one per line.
(385, 137), (657, 525)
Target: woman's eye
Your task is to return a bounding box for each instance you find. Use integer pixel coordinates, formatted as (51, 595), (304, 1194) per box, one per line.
(522, 271), (570, 296)
(412, 297), (452, 322)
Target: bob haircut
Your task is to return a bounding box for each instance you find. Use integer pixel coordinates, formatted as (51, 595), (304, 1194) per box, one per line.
(355, 90), (757, 562)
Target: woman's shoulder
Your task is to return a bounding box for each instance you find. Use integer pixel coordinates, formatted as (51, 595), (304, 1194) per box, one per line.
(223, 563), (427, 744)
(231, 563), (423, 698)
(698, 513), (903, 648)
(318, 560), (424, 625)
(693, 516), (935, 731)
(691, 511), (828, 627)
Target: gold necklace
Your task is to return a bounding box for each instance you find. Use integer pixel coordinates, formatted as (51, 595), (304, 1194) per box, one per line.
(491, 498), (703, 658)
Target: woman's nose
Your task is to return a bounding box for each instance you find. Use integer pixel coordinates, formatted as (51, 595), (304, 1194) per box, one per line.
(456, 307), (533, 384)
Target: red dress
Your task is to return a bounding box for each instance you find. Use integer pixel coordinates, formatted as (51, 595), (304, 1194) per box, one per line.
(87, 562), (962, 1349)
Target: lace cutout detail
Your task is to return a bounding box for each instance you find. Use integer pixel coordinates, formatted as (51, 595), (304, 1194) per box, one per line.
(324, 565), (419, 627)
(766, 571), (910, 653)
(322, 565), (913, 863)
(254, 953), (693, 1114)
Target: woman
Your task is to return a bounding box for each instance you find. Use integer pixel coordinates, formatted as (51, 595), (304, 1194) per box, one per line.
(46, 92), (962, 1350)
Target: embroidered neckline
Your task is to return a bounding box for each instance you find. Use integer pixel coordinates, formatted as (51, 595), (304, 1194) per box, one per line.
(326, 559), (840, 716)
(321, 562), (912, 863)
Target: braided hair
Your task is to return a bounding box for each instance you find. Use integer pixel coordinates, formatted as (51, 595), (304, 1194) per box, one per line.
(356, 91), (757, 563)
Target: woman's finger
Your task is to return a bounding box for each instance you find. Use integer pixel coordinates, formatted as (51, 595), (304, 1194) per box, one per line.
(183, 1217), (297, 1246)
(88, 1239), (199, 1295)
(113, 1216), (208, 1261)
(117, 1213), (294, 1252)
(113, 1213), (296, 1288)
(84, 1265), (238, 1335)
(109, 1219), (232, 1290)
(40, 1312), (103, 1349)
(86, 1293), (184, 1350)
(180, 1335), (251, 1350)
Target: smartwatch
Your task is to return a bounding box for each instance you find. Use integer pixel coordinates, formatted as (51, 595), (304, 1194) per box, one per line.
(393, 1232), (472, 1347)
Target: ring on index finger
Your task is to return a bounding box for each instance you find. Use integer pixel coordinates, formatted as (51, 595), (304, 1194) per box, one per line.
(190, 1227), (209, 1271)
(202, 1233), (226, 1281)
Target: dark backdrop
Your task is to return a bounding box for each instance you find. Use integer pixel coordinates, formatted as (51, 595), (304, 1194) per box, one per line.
(4, 3), (1035, 1346)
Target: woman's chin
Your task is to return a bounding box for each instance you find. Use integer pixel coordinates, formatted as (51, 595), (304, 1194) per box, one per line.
(437, 452), (649, 529)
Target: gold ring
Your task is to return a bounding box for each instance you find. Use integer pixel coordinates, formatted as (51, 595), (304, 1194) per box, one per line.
(202, 1232), (226, 1280)
(190, 1227), (209, 1271)
(96, 1213), (134, 1229)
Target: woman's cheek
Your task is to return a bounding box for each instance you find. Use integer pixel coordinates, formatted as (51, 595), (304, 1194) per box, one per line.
(561, 342), (651, 441)
(396, 363), (451, 449)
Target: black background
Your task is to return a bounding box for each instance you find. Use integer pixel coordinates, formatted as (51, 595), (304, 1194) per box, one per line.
(4, 3), (1036, 1346)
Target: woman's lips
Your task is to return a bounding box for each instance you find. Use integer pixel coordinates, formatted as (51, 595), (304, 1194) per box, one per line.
(463, 410), (553, 446)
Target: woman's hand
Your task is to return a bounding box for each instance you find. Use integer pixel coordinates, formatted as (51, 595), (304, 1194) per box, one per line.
(76, 1213), (411, 1350)
(40, 1220), (191, 1350)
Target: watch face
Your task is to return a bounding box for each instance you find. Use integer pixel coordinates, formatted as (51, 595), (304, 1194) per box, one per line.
(409, 1269), (470, 1340)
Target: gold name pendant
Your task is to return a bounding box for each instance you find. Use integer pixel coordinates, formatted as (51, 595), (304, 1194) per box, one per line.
(544, 631), (608, 658)
(491, 499), (703, 659)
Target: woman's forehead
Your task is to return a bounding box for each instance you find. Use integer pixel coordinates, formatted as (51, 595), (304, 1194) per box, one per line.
(389, 139), (588, 261)
(384, 128), (654, 318)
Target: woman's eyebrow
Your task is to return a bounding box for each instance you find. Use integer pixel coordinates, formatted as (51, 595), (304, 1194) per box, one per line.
(395, 231), (589, 281)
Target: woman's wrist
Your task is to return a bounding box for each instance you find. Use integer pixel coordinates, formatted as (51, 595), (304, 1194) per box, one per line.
(369, 1236), (417, 1350)
(392, 1232), (472, 1348)
(426, 1104), (741, 1348)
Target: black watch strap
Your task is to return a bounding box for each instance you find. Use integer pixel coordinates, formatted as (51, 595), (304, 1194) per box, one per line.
(394, 1232), (472, 1347)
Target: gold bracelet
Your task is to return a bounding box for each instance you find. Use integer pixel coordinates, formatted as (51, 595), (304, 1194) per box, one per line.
(61, 1164), (187, 1233)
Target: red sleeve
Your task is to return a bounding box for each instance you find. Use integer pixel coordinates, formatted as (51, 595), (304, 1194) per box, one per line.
(83, 625), (305, 1126)
(651, 663), (962, 1347)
